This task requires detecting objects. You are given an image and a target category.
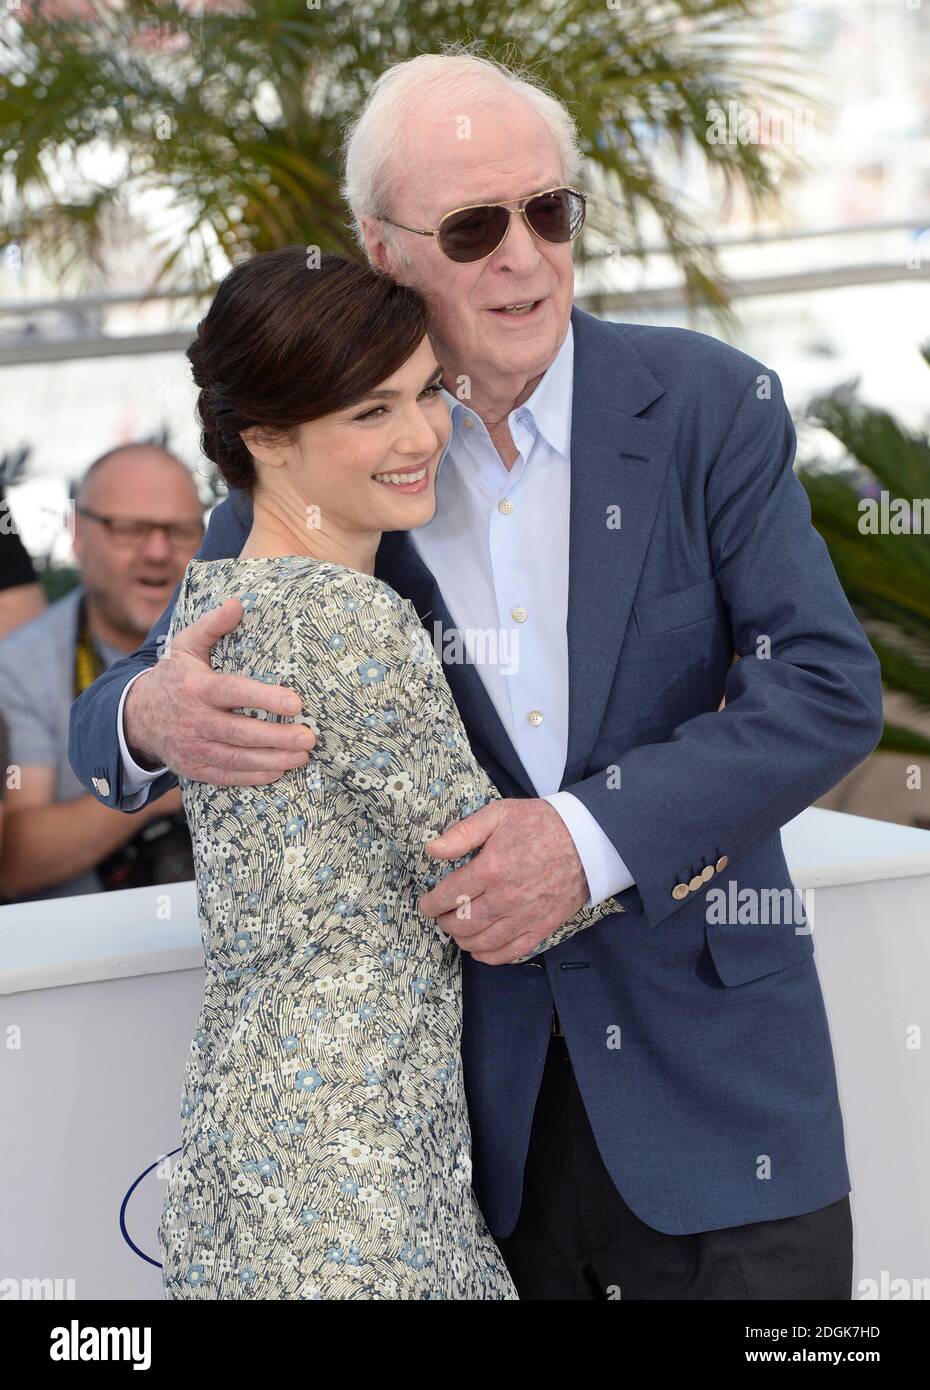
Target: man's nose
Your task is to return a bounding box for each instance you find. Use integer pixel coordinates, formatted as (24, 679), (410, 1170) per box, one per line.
(141, 525), (173, 560)
(492, 209), (543, 274)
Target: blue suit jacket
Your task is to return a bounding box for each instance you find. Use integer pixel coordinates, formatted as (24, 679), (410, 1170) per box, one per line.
(69, 306), (884, 1236)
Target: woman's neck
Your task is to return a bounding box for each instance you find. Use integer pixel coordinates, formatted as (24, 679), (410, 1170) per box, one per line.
(238, 496), (380, 576)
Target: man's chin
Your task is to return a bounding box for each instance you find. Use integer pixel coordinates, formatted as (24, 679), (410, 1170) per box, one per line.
(128, 600), (171, 636)
(485, 303), (567, 360)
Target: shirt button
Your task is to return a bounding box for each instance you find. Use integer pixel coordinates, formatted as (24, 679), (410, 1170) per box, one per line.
(498, 498), (514, 514)
(527, 709), (544, 726)
(463, 416), (476, 430)
(512, 605), (528, 623)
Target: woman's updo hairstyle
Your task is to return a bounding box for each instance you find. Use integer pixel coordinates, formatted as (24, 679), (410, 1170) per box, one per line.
(187, 247), (432, 495)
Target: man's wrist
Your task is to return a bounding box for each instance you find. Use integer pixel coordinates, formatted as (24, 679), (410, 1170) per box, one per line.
(117, 671), (168, 783)
(544, 790), (635, 906)
(123, 670), (162, 769)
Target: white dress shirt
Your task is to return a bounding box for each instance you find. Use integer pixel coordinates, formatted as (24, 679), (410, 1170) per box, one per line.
(117, 321), (633, 904)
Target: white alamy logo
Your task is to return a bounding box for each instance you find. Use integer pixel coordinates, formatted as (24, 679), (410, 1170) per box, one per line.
(0, 1276), (76, 1300)
(857, 1271), (930, 1299)
(49, 1320), (152, 1370)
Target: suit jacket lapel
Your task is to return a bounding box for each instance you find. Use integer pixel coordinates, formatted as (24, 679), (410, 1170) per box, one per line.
(374, 529), (536, 794)
(560, 306), (671, 787)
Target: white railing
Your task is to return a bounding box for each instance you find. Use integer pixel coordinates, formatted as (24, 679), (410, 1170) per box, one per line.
(0, 805), (929, 1298)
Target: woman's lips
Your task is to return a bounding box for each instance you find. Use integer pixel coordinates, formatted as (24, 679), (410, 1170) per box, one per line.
(372, 465), (430, 495)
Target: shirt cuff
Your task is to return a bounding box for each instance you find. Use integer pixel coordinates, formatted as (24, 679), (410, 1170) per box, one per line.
(116, 670), (168, 809)
(544, 790), (635, 908)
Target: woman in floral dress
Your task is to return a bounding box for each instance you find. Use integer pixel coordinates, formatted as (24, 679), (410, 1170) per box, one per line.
(157, 249), (622, 1299)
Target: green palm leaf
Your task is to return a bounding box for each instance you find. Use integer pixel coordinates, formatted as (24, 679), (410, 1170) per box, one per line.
(2, 0), (814, 301)
(801, 344), (930, 756)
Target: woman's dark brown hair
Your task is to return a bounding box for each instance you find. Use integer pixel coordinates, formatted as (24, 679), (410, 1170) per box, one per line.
(187, 248), (432, 495)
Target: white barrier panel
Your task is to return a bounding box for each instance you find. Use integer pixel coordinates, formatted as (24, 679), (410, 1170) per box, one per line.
(1, 807), (929, 1300)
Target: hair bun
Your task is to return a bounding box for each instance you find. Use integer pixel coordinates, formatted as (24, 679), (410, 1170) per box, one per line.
(186, 321), (213, 391)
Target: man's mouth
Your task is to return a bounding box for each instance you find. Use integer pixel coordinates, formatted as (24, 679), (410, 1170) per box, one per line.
(489, 299), (543, 317)
(135, 576), (173, 593)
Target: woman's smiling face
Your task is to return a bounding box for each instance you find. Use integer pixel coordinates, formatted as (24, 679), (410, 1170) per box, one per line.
(243, 335), (451, 544)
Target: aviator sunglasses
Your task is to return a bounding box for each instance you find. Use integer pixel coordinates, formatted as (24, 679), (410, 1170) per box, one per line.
(380, 186), (588, 264)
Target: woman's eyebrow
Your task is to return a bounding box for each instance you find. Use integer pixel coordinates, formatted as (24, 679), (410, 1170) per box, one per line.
(355, 364), (444, 403)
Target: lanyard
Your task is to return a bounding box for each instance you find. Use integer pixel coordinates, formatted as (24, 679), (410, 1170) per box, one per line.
(73, 594), (104, 697)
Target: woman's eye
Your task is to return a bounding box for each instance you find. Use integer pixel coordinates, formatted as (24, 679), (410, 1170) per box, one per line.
(354, 382), (442, 421)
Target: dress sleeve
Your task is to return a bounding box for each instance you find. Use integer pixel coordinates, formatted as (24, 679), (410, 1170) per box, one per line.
(288, 572), (625, 959)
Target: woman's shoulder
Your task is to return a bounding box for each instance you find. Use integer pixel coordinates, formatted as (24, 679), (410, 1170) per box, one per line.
(178, 556), (424, 664)
(178, 555), (441, 721)
(180, 555), (412, 619)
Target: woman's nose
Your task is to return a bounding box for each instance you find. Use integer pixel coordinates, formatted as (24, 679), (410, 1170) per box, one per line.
(400, 408), (446, 456)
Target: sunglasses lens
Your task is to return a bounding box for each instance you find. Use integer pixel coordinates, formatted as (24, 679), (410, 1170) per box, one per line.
(438, 204), (510, 262)
(526, 189), (586, 243)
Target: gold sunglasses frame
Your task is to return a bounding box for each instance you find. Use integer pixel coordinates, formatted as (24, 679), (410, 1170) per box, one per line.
(379, 185), (589, 263)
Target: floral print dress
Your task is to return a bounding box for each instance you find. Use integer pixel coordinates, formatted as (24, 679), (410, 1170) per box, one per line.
(158, 555), (623, 1300)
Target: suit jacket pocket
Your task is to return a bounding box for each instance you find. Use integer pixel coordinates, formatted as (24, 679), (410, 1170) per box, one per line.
(704, 915), (815, 987)
(632, 576), (720, 636)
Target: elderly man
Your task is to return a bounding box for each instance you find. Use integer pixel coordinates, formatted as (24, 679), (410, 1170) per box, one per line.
(70, 53), (883, 1299)
(0, 444), (203, 901)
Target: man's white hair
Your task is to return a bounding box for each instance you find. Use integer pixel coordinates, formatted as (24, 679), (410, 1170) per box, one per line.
(339, 49), (585, 265)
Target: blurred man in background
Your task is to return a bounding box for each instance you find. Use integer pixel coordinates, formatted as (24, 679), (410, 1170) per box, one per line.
(0, 711), (7, 855)
(0, 443), (203, 902)
(0, 484), (42, 859)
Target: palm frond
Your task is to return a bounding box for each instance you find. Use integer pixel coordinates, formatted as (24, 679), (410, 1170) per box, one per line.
(800, 343), (930, 754)
(2, 0), (817, 304)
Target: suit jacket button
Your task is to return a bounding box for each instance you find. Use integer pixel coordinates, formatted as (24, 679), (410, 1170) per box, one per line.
(688, 874), (703, 892)
(672, 882), (690, 900)
(715, 854), (729, 872)
(97, 776), (110, 798)
(701, 864), (715, 882)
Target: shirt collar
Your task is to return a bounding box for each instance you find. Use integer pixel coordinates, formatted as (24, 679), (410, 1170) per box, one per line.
(439, 318), (574, 464)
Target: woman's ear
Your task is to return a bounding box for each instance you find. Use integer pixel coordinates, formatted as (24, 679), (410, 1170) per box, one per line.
(239, 427), (287, 469)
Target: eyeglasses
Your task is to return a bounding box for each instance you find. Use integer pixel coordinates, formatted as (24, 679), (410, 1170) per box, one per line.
(380, 186), (588, 264)
(76, 506), (204, 547)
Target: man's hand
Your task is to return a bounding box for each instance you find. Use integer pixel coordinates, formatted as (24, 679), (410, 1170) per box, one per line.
(419, 798), (590, 964)
(123, 597), (316, 786)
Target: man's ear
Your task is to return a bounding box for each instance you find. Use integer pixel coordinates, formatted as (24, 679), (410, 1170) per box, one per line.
(359, 214), (392, 273)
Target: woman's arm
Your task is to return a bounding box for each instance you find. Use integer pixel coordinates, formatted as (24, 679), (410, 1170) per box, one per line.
(290, 573), (624, 960)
